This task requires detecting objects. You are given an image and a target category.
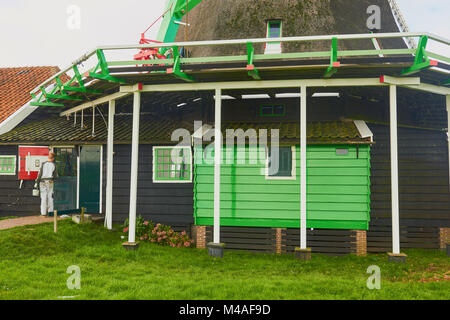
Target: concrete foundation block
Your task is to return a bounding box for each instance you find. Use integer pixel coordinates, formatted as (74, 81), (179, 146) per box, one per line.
(388, 252), (407, 263)
(207, 242), (225, 258)
(295, 247), (312, 260)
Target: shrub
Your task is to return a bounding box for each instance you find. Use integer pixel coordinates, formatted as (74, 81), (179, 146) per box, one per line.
(122, 216), (194, 248)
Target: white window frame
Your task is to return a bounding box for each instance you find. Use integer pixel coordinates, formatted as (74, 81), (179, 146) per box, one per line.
(152, 146), (193, 184)
(0, 155), (16, 176)
(264, 146), (296, 181)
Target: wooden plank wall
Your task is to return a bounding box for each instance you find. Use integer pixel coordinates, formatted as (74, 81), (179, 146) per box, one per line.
(194, 145), (371, 230)
(205, 226), (277, 253)
(0, 145), (40, 217)
(102, 144), (194, 232)
(284, 229), (356, 256)
(368, 124), (450, 251)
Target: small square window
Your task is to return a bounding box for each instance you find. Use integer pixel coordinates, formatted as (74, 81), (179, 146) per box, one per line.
(260, 105), (286, 117)
(153, 147), (192, 183)
(0, 156), (16, 175)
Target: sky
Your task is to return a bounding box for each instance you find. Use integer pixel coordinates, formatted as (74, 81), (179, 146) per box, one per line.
(0, 0), (448, 69)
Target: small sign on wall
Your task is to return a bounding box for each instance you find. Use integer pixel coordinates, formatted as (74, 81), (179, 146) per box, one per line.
(19, 146), (49, 180)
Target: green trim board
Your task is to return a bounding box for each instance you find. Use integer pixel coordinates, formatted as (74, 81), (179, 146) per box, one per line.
(193, 145), (371, 230)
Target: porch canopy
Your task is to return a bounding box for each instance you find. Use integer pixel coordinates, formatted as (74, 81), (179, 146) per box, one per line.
(27, 32), (450, 255)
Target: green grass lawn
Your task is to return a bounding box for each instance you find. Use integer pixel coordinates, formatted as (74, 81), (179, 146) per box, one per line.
(0, 216), (18, 221)
(0, 220), (448, 300)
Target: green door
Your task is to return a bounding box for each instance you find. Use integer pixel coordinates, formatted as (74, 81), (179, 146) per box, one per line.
(79, 146), (101, 214)
(54, 147), (78, 214)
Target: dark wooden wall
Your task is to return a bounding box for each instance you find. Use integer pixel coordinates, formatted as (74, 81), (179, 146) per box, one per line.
(367, 124), (450, 252)
(0, 145), (40, 217)
(102, 144), (194, 231)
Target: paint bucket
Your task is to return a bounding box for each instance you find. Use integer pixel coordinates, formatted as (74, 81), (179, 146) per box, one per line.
(32, 188), (40, 197)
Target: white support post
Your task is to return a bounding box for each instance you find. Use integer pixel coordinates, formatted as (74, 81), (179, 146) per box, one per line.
(447, 95), (450, 190)
(390, 85), (401, 255)
(300, 86), (307, 250)
(128, 92), (141, 244)
(213, 88), (222, 244)
(105, 100), (115, 230)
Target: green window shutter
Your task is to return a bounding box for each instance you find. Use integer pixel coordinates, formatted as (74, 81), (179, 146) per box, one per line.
(154, 147), (192, 182)
(268, 146), (292, 177)
(0, 156), (16, 175)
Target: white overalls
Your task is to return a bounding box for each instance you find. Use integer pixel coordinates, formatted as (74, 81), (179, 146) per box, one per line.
(37, 162), (56, 216)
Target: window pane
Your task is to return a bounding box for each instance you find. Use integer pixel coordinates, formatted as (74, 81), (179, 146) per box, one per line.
(268, 22), (281, 38)
(155, 147), (191, 182)
(268, 146), (292, 177)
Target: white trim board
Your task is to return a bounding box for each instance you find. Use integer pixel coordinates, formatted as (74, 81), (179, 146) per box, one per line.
(353, 120), (374, 143)
(264, 146), (297, 181)
(0, 102), (38, 135)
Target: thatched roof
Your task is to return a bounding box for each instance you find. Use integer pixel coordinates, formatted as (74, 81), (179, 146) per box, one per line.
(176, 0), (406, 56)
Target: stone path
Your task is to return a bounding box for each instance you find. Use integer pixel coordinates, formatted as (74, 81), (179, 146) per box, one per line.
(0, 216), (59, 230)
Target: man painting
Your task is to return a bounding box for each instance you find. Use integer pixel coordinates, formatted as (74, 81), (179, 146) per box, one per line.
(35, 152), (58, 217)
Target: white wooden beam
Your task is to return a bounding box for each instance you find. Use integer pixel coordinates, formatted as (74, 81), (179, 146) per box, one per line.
(403, 83), (450, 96)
(120, 78), (414, 93)
(390, 85), (401, 255)
(380, 75), (420, 85)
(105, 100), (115, 230)
(300, 86), (307, 250)
(60, 92), (131, 117)
(447, 95), (450, 190)
(128, 92), (141, 244)
(213, 88), (222, 244)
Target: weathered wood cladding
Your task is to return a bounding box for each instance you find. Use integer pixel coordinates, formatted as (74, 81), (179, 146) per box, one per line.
(205, 226), (277, 253)
(284, 228), (356, 256)
(103, 144), (194, 230)
(368, 124), (450, 225)
(194, 145), (371, 229)
(0, 145), (40, 216)
(203, 226), (358, 255)
(367, 124), (450, 251)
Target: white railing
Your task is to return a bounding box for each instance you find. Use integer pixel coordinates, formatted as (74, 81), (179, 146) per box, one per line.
(31, 31), (450, 96)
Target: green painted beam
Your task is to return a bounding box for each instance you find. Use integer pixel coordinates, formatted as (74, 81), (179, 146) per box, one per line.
(88, 73), (127, 84)
(107, 48), (417, 69)
(324, 37), (340, 78)
(62, 86), (103, 94)
(44, 93), (84, 101)
(30, 101), (65, 107)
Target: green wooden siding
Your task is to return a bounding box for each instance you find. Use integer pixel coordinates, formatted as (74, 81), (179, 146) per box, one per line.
(193, 145), (371, 230)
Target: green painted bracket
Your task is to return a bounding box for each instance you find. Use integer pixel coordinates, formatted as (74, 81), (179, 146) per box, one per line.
(40, 85), (83, 101)
(401, 36), (438, 76)
(247, 42), (261, 80)
(63, 65), (103, 94)
(55, 77), (66, 95)
(88, 50), (127, 84)
(442, 79), (450, 86)
(324, 37), (340, 78)
(63, 86), (103, 94)
(167, 46), (194, 82)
